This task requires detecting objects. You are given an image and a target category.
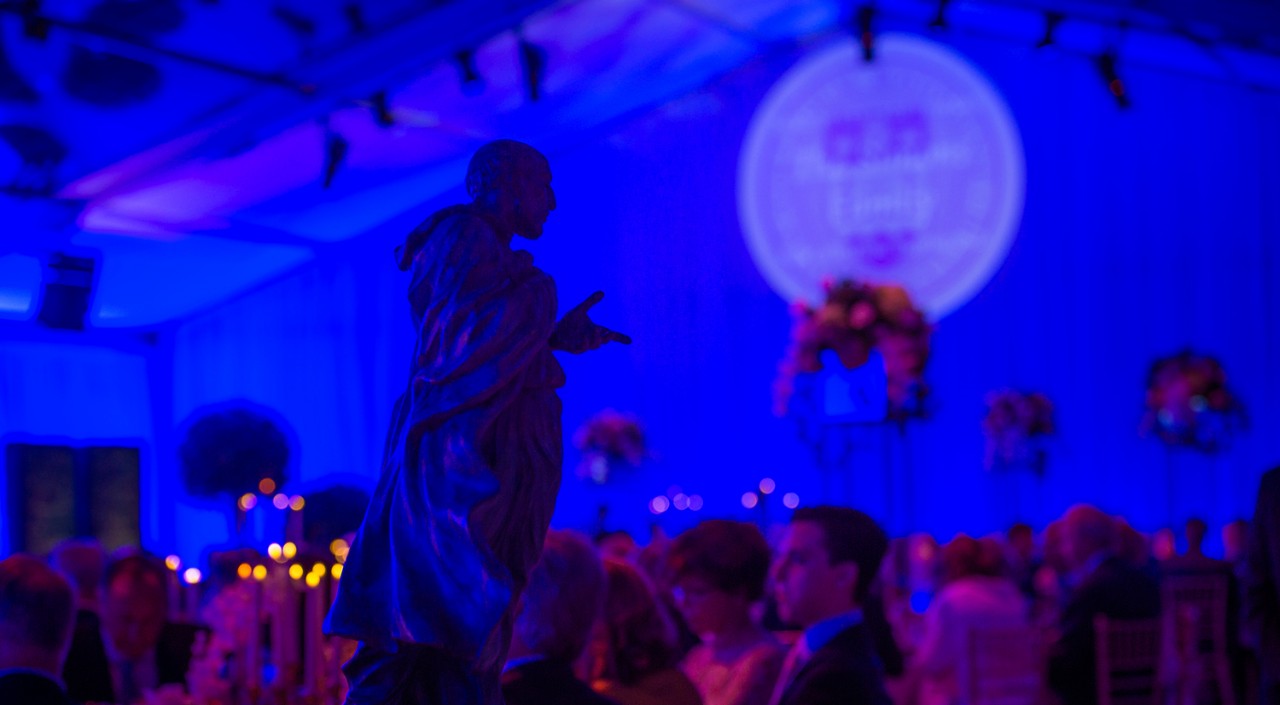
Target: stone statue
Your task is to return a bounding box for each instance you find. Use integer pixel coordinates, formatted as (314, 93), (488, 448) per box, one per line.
(326, 140), (630, 704)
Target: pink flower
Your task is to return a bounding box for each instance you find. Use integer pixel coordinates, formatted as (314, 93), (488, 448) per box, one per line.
(849, 301), (876, 329)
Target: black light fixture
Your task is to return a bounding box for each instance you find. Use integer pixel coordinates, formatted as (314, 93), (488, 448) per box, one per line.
(856, 5), (876, 63)
(272, 5), (316, 37)
(322, 127), (348, 189)
(453, 48), (484, 96)
(19, 0), (51, 40)
(518, 37), (546, 103)
(1035, 11), (1065, 48)
(369, 90), (394, 127)
(927, 0), (951, 30)
(0, 124), (66, 196)
(1095, 52), (1130, 108)
(37, 252), (97, 331)
(344, 3), (366, 33)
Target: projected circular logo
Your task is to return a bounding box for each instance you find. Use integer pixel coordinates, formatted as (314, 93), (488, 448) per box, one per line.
(738, 34), (1025, 318)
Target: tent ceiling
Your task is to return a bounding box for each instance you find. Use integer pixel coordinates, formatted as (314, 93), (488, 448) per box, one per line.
(1, 0), (1277, 327)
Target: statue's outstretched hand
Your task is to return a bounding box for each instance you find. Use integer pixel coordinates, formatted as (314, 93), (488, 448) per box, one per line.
(551, 291), (632, 354)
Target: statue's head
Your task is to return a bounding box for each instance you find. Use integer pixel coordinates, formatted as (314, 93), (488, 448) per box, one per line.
(466, 139), (556, 240)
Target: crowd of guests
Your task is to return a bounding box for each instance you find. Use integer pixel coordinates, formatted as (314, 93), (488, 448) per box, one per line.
(0, 548), (203, 705)
(1, 464), (1277, 705)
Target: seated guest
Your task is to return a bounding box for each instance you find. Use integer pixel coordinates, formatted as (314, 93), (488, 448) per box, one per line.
(668, 520), (784, 705)
(1046, 505), (1161, 705)
(63, 553), (203, 704)
(591, 559), (702, 705)
(0, 555), (77, 705)
(503, 530), (618, 705)
(912, 536), (1030, 705)
(769, 505), (893, 705)
(1223, 519), (1248, 566)
(50, 539), (106, 615)
(597, 530), (640, 563)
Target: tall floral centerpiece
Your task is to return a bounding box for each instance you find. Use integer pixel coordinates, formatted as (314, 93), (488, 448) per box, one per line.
(774, 279), (932, 420)
(1141, 351), (1243, 452)
(573, 409), (647, 485)
(982, 390), (1055, 472)
(179, 405), (293, 543)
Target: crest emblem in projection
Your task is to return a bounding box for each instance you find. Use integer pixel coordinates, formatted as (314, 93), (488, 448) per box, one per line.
(738, 34), (1025, 318)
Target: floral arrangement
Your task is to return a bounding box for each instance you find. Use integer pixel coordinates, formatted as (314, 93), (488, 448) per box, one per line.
(186, 578), (257, 704)
(774, 279), (931, 418)
(573, 409), (647, 484)
(179, 405), (291, 502)
(1142, 351), (1242, 452)
(982, 390), (1055, 470)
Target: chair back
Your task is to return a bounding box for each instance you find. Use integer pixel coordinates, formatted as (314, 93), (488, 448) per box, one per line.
(1094, 615), (1162, 705)
(1162, 573), (1237, 705)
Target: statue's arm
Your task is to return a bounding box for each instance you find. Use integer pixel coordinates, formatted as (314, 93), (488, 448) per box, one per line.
(550, 291), (632, 354)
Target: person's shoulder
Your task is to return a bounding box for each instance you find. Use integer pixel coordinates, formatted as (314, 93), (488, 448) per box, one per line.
(743, 634), (787, 663)
(0, 672), (74, 705)
(639, 669), (702, 705)
(787, 639), (891, 705)
(1262, 467), (1280, 494)
(809, 624), (882, 672)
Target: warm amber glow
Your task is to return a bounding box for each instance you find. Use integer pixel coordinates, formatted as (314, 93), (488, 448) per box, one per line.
(267, 543), (283, 561)
(331, 564), (343, 579)
(183, 568), (202, 585)
(252, 565), (267, 581)
(330, 539), (350, 562)
(282, 542), (297, 560)
(164, 555), (181, 571)
(238, 493), (257, 511)
(258, 478), (277, 495)
(289, 564), (304, 580)
(289, 495), (305, 511)
(305, 572), (322, 588)
(311, 562), (326, 575)
(237, 563), (252, 579)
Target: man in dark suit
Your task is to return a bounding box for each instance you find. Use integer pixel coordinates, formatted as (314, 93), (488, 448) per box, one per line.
(1247, 466), (1280, 705)
(63, 554), (202, 704)
(502, 530), (619, 705)
(768, 505), (893, 705)
(1047, 504), (1161, 705)
(0, 554), (77, 705)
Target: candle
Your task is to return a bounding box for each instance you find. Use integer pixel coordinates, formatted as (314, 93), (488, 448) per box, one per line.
(282, 572), (300, 688)
(269, 570), (284, 688)
(247, 570), (264, 693)
(304, 573), (325, 694)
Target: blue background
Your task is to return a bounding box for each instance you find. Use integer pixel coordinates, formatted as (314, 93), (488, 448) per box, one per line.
(2, 28), (1276, 565)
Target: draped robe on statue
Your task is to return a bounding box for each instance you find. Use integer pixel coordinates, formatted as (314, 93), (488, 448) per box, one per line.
(327, 204), (565, 704)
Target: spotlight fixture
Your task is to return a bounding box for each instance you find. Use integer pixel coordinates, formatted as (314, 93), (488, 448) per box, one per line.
(19, 0), (50, 40)
(518, 38), (546, 103)
(856, 5), (876, 63)
(453, 48), (484, 95)
(322, 128), (348, 188)
(1035, 11), (1065, 48)
(272, 5), (316, 37)
(369, 90), (394, 127)
(344, 3), (366, 33)
(1095, 52), (1129, 108)
(928, 0), (951, 30)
